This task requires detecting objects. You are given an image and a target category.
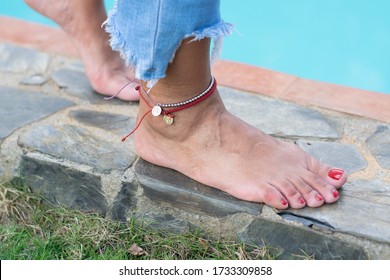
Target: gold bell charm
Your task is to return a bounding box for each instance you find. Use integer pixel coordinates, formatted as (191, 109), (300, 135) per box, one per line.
(163, 114), (174, 125)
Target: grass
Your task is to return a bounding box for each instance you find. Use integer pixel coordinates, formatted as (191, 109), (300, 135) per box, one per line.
(0, 180), (279, 260)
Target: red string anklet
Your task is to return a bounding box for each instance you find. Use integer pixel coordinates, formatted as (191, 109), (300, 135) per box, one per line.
(121, 76), (217, 141)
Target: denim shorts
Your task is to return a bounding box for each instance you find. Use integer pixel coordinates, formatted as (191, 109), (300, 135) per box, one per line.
(104, 0), (233, 85)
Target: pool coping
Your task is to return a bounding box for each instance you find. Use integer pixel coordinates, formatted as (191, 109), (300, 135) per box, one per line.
(1, 16), (389, 123)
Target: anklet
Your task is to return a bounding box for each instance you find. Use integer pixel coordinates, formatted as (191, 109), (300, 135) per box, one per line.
(140, 76), (216, 124)
(143, 76), (216, 109)
(121, 76), (217, 141)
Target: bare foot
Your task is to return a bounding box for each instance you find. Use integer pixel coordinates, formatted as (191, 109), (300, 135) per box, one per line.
(24, 0), (138, 101)
(132, 37), (347, 210)
(135, 87), (347, 209)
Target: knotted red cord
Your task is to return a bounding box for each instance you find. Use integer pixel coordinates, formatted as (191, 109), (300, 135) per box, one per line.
(121, 78), (217, 141)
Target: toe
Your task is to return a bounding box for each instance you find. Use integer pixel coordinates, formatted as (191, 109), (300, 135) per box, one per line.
(325, 168), (348, 188)
(302, 171), (340, 204)
(260, 184), (290, 210)
(306, 155), (347, 188)
(289, 176), (325, 207)
(269, 180), (307, 209)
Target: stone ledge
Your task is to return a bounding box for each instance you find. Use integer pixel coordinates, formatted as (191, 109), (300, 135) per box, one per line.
(22, 154), (107, 216)
(239, 218), (368, 260)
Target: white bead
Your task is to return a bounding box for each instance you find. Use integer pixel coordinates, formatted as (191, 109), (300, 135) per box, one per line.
(152, 106), (162, 116)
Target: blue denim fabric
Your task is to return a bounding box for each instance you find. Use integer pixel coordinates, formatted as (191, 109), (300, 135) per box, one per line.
(105, 0), (233, 84)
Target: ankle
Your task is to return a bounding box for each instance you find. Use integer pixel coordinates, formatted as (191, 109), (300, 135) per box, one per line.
(136, 82), (225, 141)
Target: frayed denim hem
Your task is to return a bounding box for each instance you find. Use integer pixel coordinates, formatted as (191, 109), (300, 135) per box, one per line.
(104, 0), (233, 87)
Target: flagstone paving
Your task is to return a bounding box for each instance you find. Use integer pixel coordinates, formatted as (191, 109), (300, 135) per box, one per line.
(1, 43), (390, 259)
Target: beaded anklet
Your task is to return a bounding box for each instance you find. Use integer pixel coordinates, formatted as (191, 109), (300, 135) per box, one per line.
(121, 76), (217, 141)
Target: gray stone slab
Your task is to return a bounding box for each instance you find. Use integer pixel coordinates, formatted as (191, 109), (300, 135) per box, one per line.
(220, 87), (339, 139)
(135, 159), (262, 217)
(282, 180), (390, 245)
(298, 140), (368, 173)
(51, 68), (126, 105)
(0, 86), (74, 140)
(51, 68), (97, 101)
(109, 182), (139, 222)
(18, 124), (136, 173)
(366, 125), (390, 169)
(21, 155), (107, 215)
(239, 218), (367, 259)
(69, 109), (135, 135)
(0, 43), (49, 74)
(20, 74), (48, 86)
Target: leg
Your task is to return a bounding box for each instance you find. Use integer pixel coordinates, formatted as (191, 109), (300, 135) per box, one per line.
(134, 38), (347, 209)
(24, 0), (139, 101)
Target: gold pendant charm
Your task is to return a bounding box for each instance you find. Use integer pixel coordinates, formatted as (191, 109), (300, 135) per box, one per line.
(163, 115), (174, 125)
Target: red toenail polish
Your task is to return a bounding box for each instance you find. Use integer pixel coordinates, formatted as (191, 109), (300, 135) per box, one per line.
(299, 197), (305, 204)
(315, 194), (323, 201)
(328, 169), (344, 180)
(281, 198), (288, 206)
(332, 190), (339, 198)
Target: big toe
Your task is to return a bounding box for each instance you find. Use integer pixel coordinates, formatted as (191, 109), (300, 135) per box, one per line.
(325, 168), (348, 188)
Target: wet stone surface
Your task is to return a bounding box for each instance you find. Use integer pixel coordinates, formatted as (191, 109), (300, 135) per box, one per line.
(22, 154), (107, 216)
(18, 124), (136, 173)
(220, 87), (340, 139)
(0, 86), (74, 140)
(298, 140), (368, 173)
(366, 125), (390, 169)
(0, 43), (50, 74)
(239, 218), (368, 260)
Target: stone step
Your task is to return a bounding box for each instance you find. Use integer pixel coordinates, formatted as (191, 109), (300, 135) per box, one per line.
(1, 43), (390, 259)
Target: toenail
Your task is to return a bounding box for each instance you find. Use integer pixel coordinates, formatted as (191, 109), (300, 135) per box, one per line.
(299, 197), (305, 204)
(315, 194), (323, 201)
(332, 190), (339, 198)
(281, 198), (288, 206)
(328, 169), (344, 180)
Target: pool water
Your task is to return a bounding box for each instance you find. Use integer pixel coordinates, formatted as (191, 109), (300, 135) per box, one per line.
(1, 0), (389, 94)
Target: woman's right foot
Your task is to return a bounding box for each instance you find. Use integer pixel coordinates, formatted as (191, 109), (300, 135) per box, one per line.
(133, 38), (347, 210)
(24, 0), (139, 101)
(135, 86), (347, 209)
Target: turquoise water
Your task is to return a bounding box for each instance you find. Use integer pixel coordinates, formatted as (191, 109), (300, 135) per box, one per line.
(1, 0), (389, 94)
